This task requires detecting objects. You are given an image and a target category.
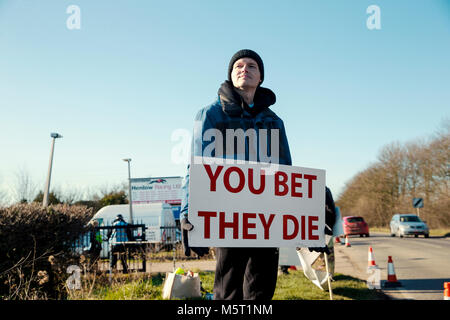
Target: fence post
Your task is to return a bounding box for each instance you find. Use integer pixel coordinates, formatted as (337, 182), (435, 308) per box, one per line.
(142, 225), (147, 272)
(173, 244), (176, 272)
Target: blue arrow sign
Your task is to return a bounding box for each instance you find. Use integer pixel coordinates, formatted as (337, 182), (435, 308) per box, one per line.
(413, 198), (424, 208)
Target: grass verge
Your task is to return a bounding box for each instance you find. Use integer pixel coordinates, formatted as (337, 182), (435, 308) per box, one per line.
(69, 269), (389, 300)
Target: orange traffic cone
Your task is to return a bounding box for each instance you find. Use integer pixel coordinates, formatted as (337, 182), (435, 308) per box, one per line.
(345, 235), (351, 247)
(335, 236), (341, 244)
(368, 246), (377, 268)
(444, 282), (450, 300)
(383, 256), (401, 287)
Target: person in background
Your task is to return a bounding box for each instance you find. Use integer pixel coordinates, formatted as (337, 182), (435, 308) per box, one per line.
(107, 214), (132, 274)
(88, 219), (102, 270)
(306, 187), (337, 276)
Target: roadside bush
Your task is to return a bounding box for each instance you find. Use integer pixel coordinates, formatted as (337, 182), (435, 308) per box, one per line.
(0, 202), (93, 299)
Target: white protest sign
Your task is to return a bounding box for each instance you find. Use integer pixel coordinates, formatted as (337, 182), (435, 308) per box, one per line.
(188, 156), (325, 247)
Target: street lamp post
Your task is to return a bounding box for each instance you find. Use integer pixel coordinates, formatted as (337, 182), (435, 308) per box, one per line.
(123, 158), (133, 224)
(43, 132), (63, 207)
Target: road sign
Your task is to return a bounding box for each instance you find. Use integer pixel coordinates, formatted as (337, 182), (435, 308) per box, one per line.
(413, 198), (424, 208)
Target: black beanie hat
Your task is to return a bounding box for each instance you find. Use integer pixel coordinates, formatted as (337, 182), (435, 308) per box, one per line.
(228, 49), (264, 85)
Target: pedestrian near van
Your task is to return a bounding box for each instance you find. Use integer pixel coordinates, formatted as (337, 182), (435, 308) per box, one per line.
(107, 214), (132, 274)
(88, 219), (103, 270)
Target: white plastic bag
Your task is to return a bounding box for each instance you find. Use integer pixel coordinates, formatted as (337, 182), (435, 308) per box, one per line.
(296, 234), (334, 291)
(162, 272), (202, 299)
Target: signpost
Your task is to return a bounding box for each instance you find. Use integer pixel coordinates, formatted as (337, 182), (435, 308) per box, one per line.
(412, 197), (424, 218)
(188, 157), (326, 248)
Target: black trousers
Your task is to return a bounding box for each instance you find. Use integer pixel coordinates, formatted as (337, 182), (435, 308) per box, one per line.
(213, 247), (279, 300)
(109, 244), (128, 273)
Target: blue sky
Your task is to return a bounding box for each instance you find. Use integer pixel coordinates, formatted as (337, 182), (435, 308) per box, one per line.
(0, 0), (449, 204)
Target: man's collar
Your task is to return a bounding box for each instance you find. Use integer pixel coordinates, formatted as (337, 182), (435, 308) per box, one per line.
(217, 81), (276, 117)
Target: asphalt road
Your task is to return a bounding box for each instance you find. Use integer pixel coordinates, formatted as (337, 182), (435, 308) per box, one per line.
(333, 232), (450, 300)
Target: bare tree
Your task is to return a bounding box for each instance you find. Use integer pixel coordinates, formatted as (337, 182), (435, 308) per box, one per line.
(10, 166), (39, 203)
(0, 173), (11, 207)
(337, 121), (450, 228)
(97, 181), (128, 199)
(57, 184), (84, 205)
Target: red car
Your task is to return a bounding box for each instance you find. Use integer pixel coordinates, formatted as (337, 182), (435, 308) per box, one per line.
(343, 216), (370, 237)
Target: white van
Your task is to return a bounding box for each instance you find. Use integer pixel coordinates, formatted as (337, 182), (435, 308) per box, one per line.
(91, 203), (177, 244)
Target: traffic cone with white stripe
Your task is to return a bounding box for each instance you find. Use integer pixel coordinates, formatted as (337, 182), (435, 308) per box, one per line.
(345, 235), (351, 247)
(383, 256), (401, 287)
(444, 282), (450, 300)
(368, 246), (377, 268)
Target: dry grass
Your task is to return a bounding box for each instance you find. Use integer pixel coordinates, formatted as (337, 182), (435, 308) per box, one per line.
(66, 268), (388, 301)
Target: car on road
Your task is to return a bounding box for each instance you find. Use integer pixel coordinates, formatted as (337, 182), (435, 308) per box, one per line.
(390, 214), (429, 238)
(343, 216), (370, 237)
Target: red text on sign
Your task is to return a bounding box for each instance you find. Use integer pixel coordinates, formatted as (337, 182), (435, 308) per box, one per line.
(283, 215), (319, 240)
(203, 164), (316, 198)
(197, 211), (275, 240)
(274, 171), (317, 198)
(197, 211), (319, 241)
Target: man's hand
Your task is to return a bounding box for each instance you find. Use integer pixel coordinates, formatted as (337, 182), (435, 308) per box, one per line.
(181, 218), (209, 257)
(181, 218), (194, 232)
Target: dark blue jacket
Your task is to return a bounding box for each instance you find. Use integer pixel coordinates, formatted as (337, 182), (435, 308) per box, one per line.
(181, 81), (292, 220)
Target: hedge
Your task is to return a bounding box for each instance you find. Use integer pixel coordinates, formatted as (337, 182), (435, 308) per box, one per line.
(0, 203), (93, 299)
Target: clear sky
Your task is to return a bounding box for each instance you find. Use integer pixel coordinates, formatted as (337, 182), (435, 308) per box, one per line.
(0, 0), (449, 204)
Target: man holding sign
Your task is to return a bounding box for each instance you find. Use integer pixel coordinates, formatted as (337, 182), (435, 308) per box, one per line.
(180, 49), (327, 300)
